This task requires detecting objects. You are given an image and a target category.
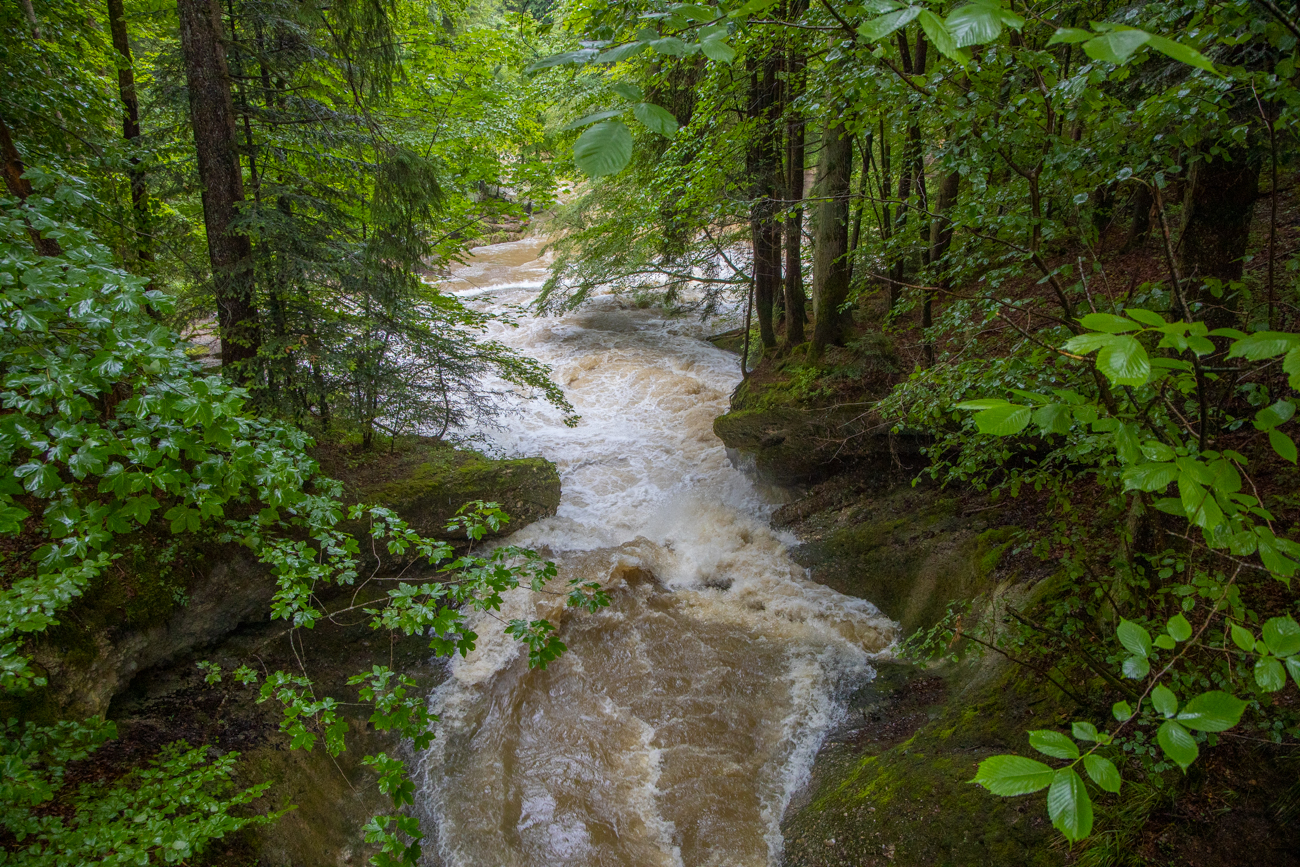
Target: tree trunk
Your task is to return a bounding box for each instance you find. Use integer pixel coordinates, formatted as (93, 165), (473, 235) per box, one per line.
(177, 0), (261, 377)
(783, 49), (807, 347)
(888, 28), (926, 310)
(1123, 182), (1153, 251)
(0, 116), (62, 256)
(924, 169), (960, 366)
(747, 55), (782, 351)
(1179, 147), (1260, 328)
(847, 130), (870, 289)
(811, 122), (853, 354)
(106, 0), (155, 274)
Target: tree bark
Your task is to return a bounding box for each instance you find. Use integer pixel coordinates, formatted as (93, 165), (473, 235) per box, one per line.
(783, 49), (807, 346)
(747, 54), (782, 351)
(177, 0), (261, 377)
(1178, 147), (1260, 328)
(0, 115), (62, 256)
(1123, 182), (1153, 251)
(888, 28), (926, 309)
(924, 169), (960, 366)
(106, 0), (155, 274)
(811, 122), (853, 354)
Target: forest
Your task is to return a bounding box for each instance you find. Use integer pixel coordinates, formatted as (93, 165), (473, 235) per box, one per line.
(2, 0), (1300, 863)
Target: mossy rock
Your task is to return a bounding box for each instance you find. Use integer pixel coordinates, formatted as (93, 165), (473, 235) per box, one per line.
(713, 406), (846, 487)
(781, 659), (1064, 867)
(315, 436), (561, 541)
(789, 485), (1016, 634)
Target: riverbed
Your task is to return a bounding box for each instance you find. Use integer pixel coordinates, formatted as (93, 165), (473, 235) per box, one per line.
(418, 237), (898, 867)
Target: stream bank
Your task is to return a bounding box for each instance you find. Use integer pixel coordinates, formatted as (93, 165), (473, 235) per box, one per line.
(15, 436), (561, 866)
(713, 345), (1300, 867)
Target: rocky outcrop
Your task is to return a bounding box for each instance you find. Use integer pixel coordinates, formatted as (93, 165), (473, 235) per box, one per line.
(769, 467), (1061, 867)
(316, 436), (562, 541)
(106, 586), (446, 867)
(21, 436), (559, 722)
(29, 544), (269, 719)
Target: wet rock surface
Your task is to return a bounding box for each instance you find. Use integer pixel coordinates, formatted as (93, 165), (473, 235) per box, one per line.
(315, 436), (561, 542)
(106, 586), (447, 866)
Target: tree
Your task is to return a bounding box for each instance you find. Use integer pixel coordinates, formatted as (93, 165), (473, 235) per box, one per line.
(176, 0), (260, 376)
(810, 120), (852, 353)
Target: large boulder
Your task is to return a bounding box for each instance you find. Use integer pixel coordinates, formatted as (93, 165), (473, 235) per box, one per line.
(315, 436), (561, 541)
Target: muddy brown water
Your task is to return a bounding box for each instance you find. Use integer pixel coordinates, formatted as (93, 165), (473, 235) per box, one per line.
(417, 237), (898, 866)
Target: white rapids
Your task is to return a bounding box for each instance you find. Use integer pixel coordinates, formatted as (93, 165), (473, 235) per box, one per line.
(417, 236), (898, 867)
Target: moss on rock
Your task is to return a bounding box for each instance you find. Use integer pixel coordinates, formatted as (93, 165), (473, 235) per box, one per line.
(781, 660), (1064, 867)
(314, 435), (561, 540)
(785, 484), (1016, 634)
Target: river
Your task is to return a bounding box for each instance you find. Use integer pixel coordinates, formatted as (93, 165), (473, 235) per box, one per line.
(417, 236), (898, 866)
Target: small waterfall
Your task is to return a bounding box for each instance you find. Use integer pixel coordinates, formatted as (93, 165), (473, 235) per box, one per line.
(417, 237), (898, 866)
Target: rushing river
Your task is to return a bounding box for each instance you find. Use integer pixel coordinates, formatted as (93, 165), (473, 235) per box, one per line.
(417, 237), (898, 867)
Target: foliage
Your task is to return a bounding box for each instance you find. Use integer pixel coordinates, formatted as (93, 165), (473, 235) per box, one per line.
(0, 195), (603, 864)
(0, 0), (571, 446)
(2, 718), (277, 866)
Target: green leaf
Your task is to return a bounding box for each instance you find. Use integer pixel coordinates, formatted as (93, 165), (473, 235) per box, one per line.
(699, 36), (736, 62)
(1227, 331), (1300, 361)
(1255, 656), (1286, 692)
(859, 6), (922, 41)
(955, 399), (1010, 410)
(1047, 768), (1094, 842)
(1083, 754), (1121, 794)
(1125, 308), (1167, 327)
(596, 42), (649, 63)
(1283, 347), (1300, 390)
(972, 404), (1032, 436)
(1122, 462), (1179, 493)
(1121, 655), (1149, 679)
(1079, 313), (1139, 334)
(1083, 29), (1151, 65)
(1112, 700), (1133, 721)
(650, 36), (692, 56)
(1072, 721), (1099, 742)
(573, 121), (634, 177)
(632, 103), (679, 137)
(1155, 634), (1176, 650)
(1157, 720), (1198, 771)
(1254, 399), (1296, 430)
(1117, 619), (1152, 659)
(1145, 34), (1219, 76)
(1047, 26), (1092, 44)
(1062, 332), (1114, 354)
(945, 1), (1002, 47)
(1269, 429), (1297, 464)
(1032, 404), (1073, 435)
(1115, 423), (1142, 464)
(1151, 684), (1178, 718)
(972, 754), (1055, 795)
(917, 9), (963, 61)
(1230, 623), (1255, 652)
(1166, 614), (1192, 642)
(1286, 656), (1300, 688)
(1029, 729), (1080, 760)
(1262, 616), (1300, 657)
(612, 81), (644, 101)
(1176, 691), (1248, 732)
(1096, 335), (1151, 386)
(562, 109), (623, 131)
(1178, 475), (1223, 531)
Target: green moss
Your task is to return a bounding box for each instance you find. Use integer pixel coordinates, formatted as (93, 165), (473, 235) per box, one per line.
(314, 435), (561, 540)
(791, 485), (1018, 634)
(974, 526), (1018, 579)
(782, 663), (1066, 867)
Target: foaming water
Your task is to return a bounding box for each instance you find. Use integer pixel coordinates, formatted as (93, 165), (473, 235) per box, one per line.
(420, 237), (897, 866)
